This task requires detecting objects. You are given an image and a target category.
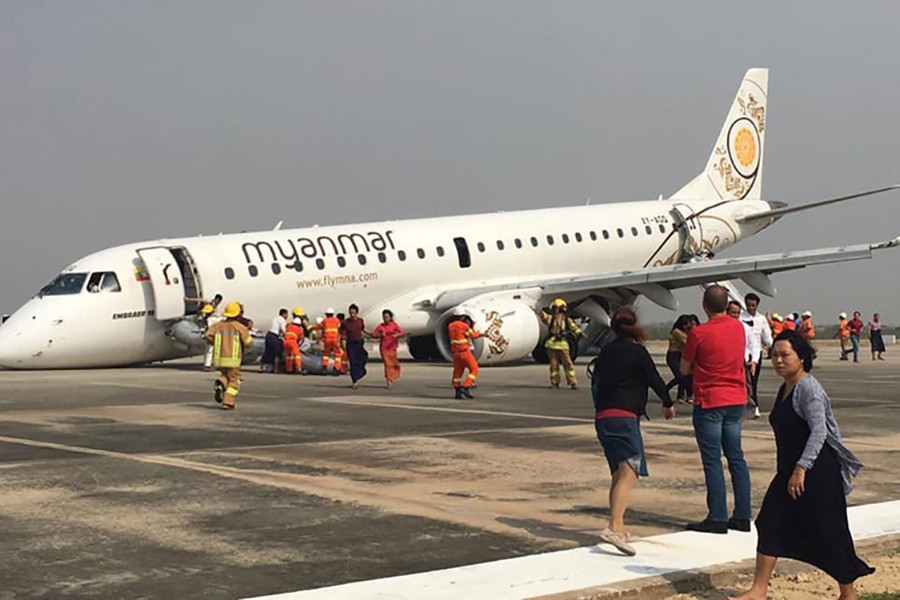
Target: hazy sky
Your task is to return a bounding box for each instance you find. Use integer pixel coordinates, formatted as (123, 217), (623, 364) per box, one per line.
(2, 1), (898, 323)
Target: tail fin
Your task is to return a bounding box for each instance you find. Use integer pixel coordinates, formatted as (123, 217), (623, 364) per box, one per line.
(672, 68), (768, 201)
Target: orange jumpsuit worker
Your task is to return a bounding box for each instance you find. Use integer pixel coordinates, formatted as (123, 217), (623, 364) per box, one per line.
(770, 313), (785, 337)
(799, 310), (816, 340)
(284, 307), (306, 374)
(336, 312), (349, 374)
(783, 313), (796, 332)
(204, 301), (253, 410)
(448, 311), (481, 400)
(317, 307), (343, 375)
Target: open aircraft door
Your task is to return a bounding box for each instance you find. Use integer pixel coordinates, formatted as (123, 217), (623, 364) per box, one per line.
(136, 247), (186, 320)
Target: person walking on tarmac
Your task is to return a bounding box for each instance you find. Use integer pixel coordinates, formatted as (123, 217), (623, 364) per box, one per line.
(538, 298), (584, 389)
(448, 310), (482, 399)
(834, 312), (851, 360)
(316, 308), (343, 375)
(283, 307), (307, 374)
(204, 302), (253, 410)
(799, 311), (816, 341)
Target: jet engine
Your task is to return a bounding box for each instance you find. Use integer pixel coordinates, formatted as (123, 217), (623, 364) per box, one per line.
(434, 290), (543, 365)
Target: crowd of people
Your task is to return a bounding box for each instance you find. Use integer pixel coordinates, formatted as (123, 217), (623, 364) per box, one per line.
(589, 286), (875, 599)
(196, 290), (882, 597)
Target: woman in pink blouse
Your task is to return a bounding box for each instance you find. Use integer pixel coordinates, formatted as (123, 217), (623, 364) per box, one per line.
(371, 309), (404, 388)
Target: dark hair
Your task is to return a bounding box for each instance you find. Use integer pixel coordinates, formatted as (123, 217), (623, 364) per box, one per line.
(349, 303), (359, 312)
(774, 330), (816, 372)
(688, 314), (701, 326)
(213, 294), (223, 302)
(671, 314), (691, 332)
(336, 313), (345, 320)
(744, 293), (760, 304)
(611, 306), (645, 341)
(703, 285), (729, 314)
(279, 308), (289, 317)
(382, 309), (394, 318)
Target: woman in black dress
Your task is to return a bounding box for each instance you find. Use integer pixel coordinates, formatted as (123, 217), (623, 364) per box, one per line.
(731, 331), (873, 600)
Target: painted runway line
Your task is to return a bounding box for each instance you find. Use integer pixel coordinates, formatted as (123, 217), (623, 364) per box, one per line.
(248, 500), (900, 600)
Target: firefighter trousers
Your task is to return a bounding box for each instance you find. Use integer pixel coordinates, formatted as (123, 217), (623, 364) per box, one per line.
(322, 340), (342, 371)
(548, 348), (576, 386)
(452, 351), (479, 388)
(284, 339), (302, 373)
(216, 368), (242, 408)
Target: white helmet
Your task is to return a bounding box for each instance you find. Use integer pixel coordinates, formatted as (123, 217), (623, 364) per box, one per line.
(802, 310), (812, 317)
(325, 307), (335, 315)
(839, 312), (847, 319)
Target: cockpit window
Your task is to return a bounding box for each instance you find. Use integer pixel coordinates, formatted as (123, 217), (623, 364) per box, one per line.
(87, 272), (121, 293)
(40, 273), (88, 296)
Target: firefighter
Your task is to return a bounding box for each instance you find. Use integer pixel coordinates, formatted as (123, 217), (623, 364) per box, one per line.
(799, 310), (816, 340)
(783, 313), (797, 332)
(283, 307), (306, 374)
(447, 310), (481, 399)
(204, 301), (253, 410)
(770, 313), (785, 337)
(538, 298), (583, 389)
(317, 307), (343, 375)
(336, 312), (349, 374)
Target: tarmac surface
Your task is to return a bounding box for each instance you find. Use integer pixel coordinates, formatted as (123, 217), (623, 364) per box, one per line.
(0, 342), (898, 599)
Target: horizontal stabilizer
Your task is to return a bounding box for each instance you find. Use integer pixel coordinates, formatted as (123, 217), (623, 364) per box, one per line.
(737, 184), (900, 223)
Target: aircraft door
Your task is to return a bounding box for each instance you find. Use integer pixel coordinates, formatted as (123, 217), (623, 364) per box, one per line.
(136, 247), (187, 320)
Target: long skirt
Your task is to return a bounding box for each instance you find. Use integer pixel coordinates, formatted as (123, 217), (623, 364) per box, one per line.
(346, 339), (368, 383)
(871, 329), (886, 353)
(381, 348), (401, 382)
(261, 332), (283, 369)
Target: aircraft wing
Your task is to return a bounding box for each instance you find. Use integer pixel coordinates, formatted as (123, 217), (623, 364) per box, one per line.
(429, 236), (900, 311)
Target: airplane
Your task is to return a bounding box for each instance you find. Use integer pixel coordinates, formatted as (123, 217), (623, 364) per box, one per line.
(0, 68), (898, 370)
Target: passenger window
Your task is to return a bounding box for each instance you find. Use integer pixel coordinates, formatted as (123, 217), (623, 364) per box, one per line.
(617, 228), (624, 238)
(562, 234), (570, 244)
(378, 252), (387, 264)
(589, 231), (597, 241)
(337, 256), (347, 268)
(645, 225), (652, 235)
(515, 238), (523, 249)
(659, 224), (666, 234)
(87, 272), (103, 292)
(248, 265), (259, 277)
(358, 254), (367, 265)
(603, 230), (610, 240)
(271, 263), (282, 275)
(436, 246), (445, 257)
(293, 261), (303, 272)
(631, 227), (638, 237)
(315, 258), (325, 270)
(398, 250), (407, 261)
(496, 240), (505, 251)
(546, 235), (554, 246)
(417, 248), (425, 259)
(225, 268), (235, 280)
(575, 232), (583, 242)
(477, 242), (486, 253)
(530, 237), (538, 247)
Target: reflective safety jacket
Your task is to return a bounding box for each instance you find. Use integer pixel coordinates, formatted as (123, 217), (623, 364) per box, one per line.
(448, 320), (481, 354)
(800, 318), (816, 340)
(540, 311), (582, 351)
(837, 318), (850, 340)
(783, 320), (796, 331)
(771, 320), (784, 337)
(285, 322), (305, 343)
(317, 316), (341, 343)
(205, 320), (252, 368)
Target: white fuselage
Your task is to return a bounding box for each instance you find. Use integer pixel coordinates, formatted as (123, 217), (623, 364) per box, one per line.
(0, 198), (772, 369)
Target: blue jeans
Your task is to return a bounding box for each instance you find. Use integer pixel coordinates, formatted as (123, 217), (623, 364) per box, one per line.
(692, 404), (752, 522)
(847, 334), (860, 362)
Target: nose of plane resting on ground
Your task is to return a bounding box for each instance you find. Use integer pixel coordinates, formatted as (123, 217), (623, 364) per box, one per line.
(0, 318), (27, 368)
(0, 302), (55, 369)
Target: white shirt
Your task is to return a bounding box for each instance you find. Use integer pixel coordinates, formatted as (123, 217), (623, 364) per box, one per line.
(741, 310), (773, 359)
(268, 315), (287, 336)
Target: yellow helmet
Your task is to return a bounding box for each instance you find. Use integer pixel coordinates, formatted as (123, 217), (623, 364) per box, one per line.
(200, 304), (215, 315)
(292, 306), (306, 318)
(222, 302), (241, 318)
(550, 298), (568, 310)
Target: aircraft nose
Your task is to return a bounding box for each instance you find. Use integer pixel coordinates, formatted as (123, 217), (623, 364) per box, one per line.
(0, 323), (26, 368)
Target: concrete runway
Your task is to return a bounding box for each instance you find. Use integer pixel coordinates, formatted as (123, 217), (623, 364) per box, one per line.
(1, 343), (898, 599)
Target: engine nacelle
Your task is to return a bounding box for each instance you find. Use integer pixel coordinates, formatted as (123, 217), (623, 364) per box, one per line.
(435, 290), (543, 365)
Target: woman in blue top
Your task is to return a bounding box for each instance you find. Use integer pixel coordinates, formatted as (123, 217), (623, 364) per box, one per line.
(731, 330), (873, 600)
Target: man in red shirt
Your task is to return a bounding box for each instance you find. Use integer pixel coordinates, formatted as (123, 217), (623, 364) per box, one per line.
(681, 285), (751, 534)
(846, 310), (864, 363)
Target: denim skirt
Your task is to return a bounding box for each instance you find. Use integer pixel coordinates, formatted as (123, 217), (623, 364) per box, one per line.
(595, 416), (649, 477)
